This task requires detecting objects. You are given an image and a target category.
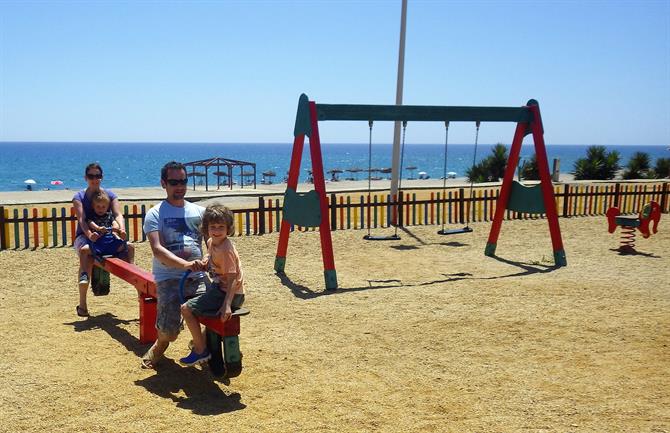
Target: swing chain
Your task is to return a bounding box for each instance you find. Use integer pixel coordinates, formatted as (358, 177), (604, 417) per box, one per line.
(440, 121), (450, 231)
(465, 121), (481, 226)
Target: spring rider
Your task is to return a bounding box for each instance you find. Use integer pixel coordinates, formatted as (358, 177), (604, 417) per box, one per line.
(606, 201), (661, 253)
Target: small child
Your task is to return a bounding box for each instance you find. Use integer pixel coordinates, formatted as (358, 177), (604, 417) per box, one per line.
(179, 204), (245, 366)
(87, 190), (127, 257)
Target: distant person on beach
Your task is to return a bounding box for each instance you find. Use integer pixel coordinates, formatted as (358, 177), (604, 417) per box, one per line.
(179, 204), (245, 366)
(86, 190), (129, 257)
(73, 163), (133, 318)
(141, 161), (208, 369)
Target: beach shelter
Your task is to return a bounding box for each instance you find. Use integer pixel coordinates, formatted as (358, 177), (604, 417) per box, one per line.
(183, 157), (256, 191)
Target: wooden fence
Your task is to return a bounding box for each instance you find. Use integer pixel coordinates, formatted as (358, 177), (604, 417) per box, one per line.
(1, 182), (668, 250)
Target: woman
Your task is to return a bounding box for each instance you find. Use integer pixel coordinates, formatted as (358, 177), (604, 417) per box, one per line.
(72, 163), (134, 317)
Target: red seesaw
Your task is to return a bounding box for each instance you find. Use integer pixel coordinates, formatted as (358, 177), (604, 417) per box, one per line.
(92, 257), (248, 377)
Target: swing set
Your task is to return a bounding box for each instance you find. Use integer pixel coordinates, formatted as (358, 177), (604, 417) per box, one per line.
(275, 94), (567, 290)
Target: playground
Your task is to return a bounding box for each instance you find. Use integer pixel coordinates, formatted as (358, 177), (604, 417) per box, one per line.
(0, 215), (668, 432)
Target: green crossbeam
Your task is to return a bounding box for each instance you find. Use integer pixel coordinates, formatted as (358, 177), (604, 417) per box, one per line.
(315, 102), (533, 123)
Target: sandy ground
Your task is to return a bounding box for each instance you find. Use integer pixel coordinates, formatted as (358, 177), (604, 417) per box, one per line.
(0, 216), (668, 433)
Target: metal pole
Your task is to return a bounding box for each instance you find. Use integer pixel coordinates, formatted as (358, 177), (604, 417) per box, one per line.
(390, 0), (408, 202)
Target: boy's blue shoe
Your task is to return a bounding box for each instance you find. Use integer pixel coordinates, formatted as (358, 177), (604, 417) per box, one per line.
(179, 349), (211, 366)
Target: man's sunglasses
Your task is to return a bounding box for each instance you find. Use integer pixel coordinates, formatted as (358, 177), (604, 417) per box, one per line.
(86, 173), (103, 179)
(166, 178), (188, 186)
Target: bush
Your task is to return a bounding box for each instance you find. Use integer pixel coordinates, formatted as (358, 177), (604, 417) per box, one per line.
(622, 152), (651, 179)
(519, 154), (540, 180)
(573, 145), (620, 180)
(652, 157), (670, 179)
(466, 143), (508, 183)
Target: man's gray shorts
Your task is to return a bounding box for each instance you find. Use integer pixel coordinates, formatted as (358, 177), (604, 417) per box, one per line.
(156, 277), (207, 337)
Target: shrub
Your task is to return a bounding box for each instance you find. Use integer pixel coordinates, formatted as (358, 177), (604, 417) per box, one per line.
(652, 157), (670, 179)
(519, 154), (540, 180)
(466, 143), (508, 183)
(573, 145), (620, 180)
(622, 152), (651, 180)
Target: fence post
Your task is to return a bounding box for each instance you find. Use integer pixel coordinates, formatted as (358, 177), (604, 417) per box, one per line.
(458, 188), (465, 224)
(330, 193), (337, 231)
(258, 196), (265, 234)
(562, 184), (570, 217)
(613, 183), (621, 208)
(661, 182), (669, 213)
(0, 206), (5, 251)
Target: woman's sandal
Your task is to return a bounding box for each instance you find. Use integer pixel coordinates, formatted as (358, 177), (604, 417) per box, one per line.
(76, 305), (89, 317)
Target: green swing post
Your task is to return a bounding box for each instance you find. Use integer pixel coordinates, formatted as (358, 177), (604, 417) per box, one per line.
(485, 101), (566, 266)
(275, 94), (338, 290)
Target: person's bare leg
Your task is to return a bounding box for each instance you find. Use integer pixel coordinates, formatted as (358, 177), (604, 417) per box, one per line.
(181, 305), (206, 353)
(142, 331), (175, 369)
(78, 245), (92, 312)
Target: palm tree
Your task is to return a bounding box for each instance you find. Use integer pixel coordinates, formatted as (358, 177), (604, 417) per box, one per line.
(652, 157), (670, 178)
(573, 145), (620, 180)
(466, 143), (509, 183)
(488, 143), (508, 180)
(519, 154), (540, 180)
(622, 152), (651, 179)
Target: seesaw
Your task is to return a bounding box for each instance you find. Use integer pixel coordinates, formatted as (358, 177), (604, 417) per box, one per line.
(91, 256), (249, 378)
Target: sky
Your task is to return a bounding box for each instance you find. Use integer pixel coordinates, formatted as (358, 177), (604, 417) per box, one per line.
(0, 0), (669, 145)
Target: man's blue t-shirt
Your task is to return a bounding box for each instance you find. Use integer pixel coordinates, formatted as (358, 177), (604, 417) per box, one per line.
(143, 200), (205, 282)
(73, 189), (118, 237)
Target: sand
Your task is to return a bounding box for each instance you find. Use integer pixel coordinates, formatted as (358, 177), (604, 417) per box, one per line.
(0, 215), (668, 432)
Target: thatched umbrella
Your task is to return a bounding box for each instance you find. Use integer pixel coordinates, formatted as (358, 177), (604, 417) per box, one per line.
(241, 170), (256, 187)
(213, 170), (229, 188)
(367, 168), (382, 181)
(406, 165), (417, 179)
(346, 167), (362, 180)
(262, 170), (276, 184)
(189, 171), (206, 188)
(327, 168), (343, 181)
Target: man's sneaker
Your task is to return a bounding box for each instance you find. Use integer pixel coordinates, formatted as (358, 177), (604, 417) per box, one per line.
(179, 349), (211, 366)
(78, 272), (89, 285)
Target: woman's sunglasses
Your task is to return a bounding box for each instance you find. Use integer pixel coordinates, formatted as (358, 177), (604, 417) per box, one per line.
(86, 173), (103, 179)
(166, 178), (188, 186)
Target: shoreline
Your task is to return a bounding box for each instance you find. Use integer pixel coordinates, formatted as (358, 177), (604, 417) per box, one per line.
(4, 173), (667, 207)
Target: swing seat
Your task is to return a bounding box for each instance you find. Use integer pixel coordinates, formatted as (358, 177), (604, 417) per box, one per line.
(282, 188), (322, 227)
(506, 181), (546, 214)
(437, 226), (473, 235)
(363, 234), (401, 241)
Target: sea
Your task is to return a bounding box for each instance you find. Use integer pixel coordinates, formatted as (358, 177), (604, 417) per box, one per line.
(0, 142), (668, 192)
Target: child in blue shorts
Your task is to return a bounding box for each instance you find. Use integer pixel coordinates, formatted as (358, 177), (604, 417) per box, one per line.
(87, 190), (129, 257)
(179, 204), (245, 366)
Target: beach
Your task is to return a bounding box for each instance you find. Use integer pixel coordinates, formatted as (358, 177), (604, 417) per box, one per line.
(0, 175), (585, 208)
(0, 178), (478, 207)
(0, 215), (668, 432)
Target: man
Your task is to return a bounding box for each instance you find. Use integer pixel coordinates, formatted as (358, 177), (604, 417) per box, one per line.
(141, 161), (207, 369)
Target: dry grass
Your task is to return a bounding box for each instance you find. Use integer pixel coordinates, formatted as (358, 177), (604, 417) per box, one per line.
(0, 216), (668, 432)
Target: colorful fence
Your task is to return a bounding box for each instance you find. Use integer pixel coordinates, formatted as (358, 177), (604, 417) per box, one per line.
(1, 182), (668, 250)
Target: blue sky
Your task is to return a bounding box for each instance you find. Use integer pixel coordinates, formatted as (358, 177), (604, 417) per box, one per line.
(1, 0), (668, 145)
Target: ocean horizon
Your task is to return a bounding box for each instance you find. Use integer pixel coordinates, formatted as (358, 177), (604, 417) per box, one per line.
(1, 142), (668, 193)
